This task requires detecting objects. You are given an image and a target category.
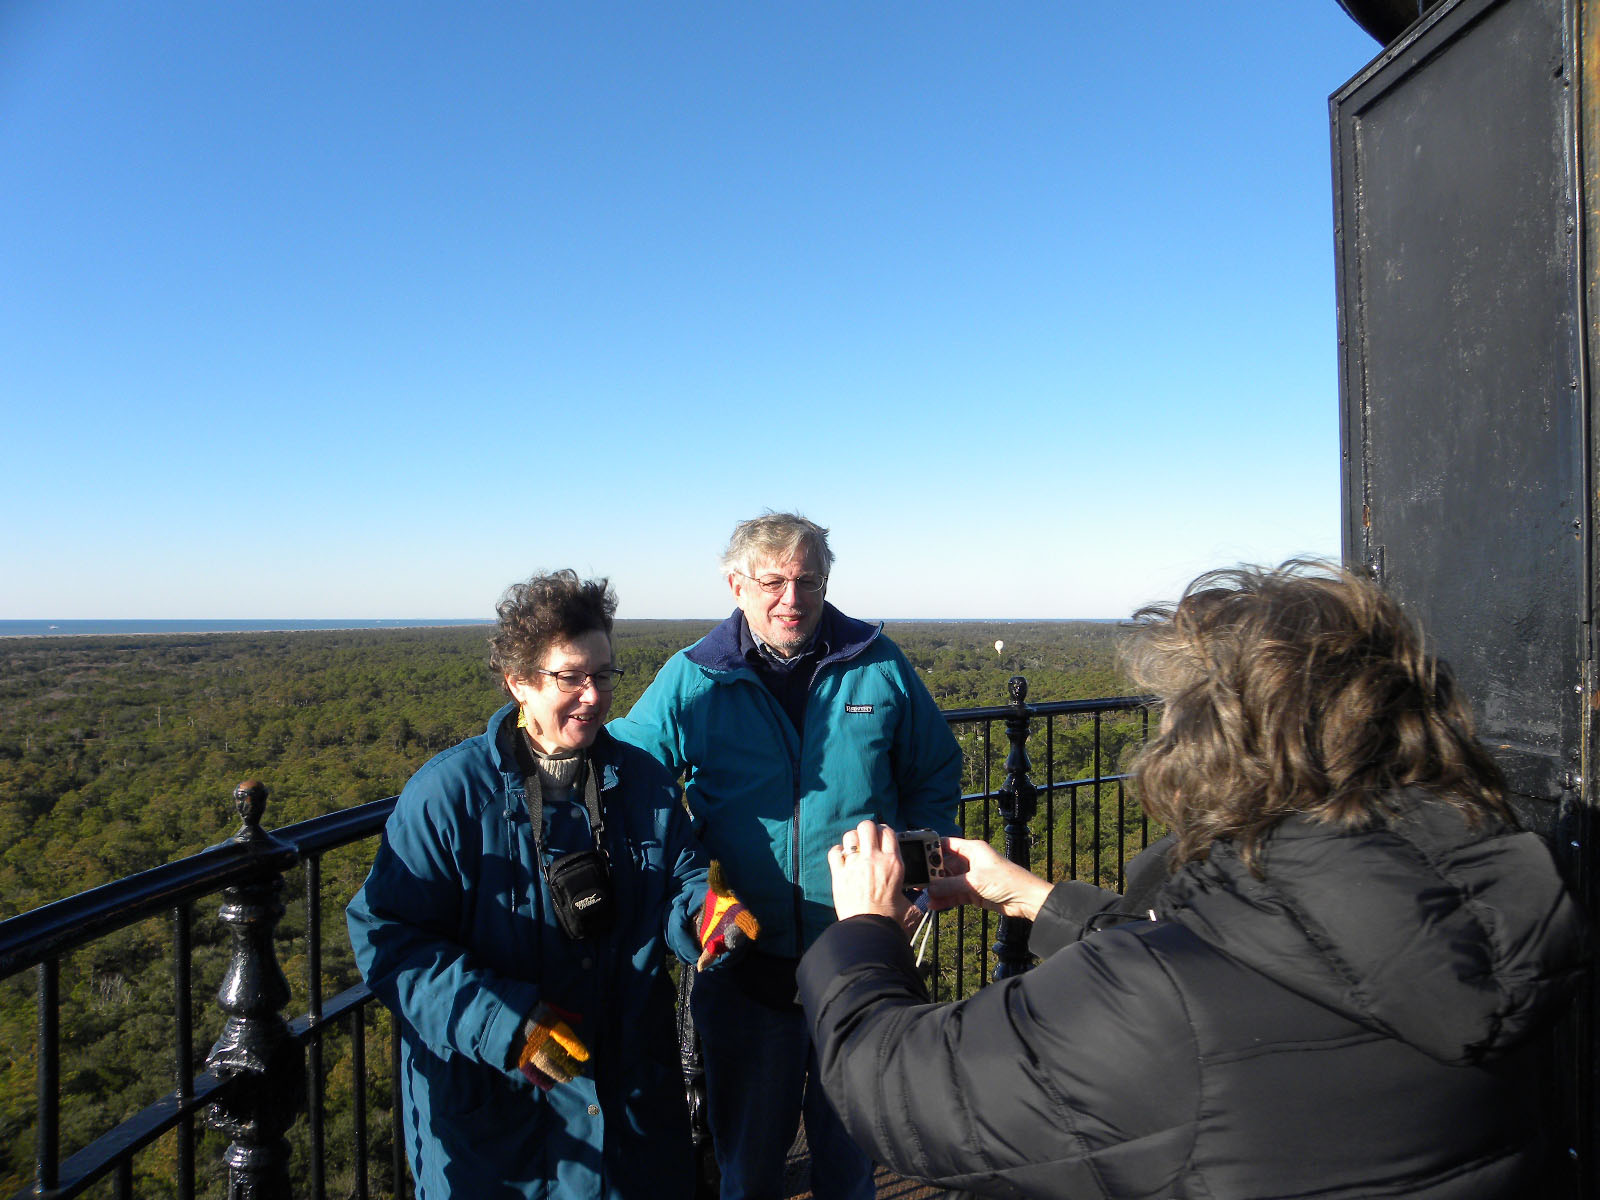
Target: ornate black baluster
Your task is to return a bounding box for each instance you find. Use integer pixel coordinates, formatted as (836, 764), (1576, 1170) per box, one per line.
(37, 956), (59, 1195)
(350, 1009), (368, 1200)
(676, 967), (718, 1200)
(174, 900), (195, 1199)
(204, 781), (304, 1200)
(305, 853), (325, 1200)
(992, 675), (1038, 981)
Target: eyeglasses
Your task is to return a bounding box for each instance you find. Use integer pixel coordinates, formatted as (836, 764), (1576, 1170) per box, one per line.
(738, 572), (828, 597)
(536, 668), (625, 693)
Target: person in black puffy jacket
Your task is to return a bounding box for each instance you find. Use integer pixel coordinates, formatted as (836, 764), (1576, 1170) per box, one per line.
(798, 560), (1588, 1200)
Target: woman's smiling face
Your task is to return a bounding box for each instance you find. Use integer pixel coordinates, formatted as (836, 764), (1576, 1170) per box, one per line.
(505, 629), (615, 755)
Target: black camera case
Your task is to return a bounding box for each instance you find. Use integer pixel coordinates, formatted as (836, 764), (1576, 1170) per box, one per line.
(545, 847), (616, 940)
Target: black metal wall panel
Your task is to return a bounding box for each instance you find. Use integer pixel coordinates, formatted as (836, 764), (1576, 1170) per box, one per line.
(1333, 0), (1584, 804)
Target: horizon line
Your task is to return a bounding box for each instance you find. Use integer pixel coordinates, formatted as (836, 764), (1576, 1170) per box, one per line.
(0, 615), (1130, 631)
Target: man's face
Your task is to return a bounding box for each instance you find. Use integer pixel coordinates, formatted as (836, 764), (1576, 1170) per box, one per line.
(729, 545), (827, 657)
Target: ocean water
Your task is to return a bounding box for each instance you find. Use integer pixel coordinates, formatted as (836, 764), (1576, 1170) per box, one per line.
(0, 617), (1120, 638)
(0, 619), (491, 638)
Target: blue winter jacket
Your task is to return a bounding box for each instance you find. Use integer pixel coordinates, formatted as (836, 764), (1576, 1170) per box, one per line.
(609, 605), (961, 957)
(346, 705), (709, 1200)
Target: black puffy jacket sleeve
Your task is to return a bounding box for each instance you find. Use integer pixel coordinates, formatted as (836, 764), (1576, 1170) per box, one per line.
(1028, 836), (1175, 958)
(797, 912), (1196, 1199)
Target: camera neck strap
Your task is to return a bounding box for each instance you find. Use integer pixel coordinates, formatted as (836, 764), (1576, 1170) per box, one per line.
(524, 752), (606, 861)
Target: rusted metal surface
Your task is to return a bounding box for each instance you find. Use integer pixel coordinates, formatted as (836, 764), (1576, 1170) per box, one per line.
(1579, 0), (1600, 823)
(1334, 0), (1595, 1191)
(1333, 0), (1584, 808)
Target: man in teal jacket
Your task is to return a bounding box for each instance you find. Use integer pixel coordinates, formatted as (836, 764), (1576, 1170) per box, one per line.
(610, 512), (961, 1200)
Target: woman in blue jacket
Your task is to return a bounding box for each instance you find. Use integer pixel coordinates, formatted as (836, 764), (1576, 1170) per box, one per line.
(347, 571), (712, 1200)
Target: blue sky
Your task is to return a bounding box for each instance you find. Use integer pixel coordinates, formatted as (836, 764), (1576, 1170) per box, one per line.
(2, 3), (1380, 620)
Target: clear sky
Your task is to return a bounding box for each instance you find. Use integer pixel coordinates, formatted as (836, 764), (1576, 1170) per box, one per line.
(2, 3), (1380, 621)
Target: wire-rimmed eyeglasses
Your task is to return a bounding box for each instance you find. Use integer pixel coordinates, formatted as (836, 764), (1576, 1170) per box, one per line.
(737, 572), (828, 597)
(536, 668), (625, 693)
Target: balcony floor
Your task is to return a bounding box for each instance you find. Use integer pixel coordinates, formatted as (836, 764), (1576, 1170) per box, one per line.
(781, 1128), (951, 1199)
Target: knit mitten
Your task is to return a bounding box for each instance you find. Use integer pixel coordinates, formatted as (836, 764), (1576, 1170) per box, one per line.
(515, 1003), (589, 1091)
(696, 861), (760, 970)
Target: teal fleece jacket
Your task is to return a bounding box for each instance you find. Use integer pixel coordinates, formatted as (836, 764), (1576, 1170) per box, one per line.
(346, 707), (709, 1200)
(609, 604), (962, 957)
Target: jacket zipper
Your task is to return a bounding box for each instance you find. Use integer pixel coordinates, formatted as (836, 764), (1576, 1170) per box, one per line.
(725, 637), (876, 953)
(503, 771), (525, 916)
(739, 672), (808, 948)
(790, 708), (804, 946)
(507, 807), (520, 914)
(790, 654), (834, 945)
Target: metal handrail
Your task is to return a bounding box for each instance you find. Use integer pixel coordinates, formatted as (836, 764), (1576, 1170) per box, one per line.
(940, 694), (1154, 723)
(0, 802), (398, 980)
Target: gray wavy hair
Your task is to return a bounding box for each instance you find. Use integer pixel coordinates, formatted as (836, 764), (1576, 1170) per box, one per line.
(719, 511), (835, 578)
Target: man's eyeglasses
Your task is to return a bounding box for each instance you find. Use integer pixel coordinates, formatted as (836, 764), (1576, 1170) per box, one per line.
(536, 668), (625, 693)
(739, 572), (828, 597)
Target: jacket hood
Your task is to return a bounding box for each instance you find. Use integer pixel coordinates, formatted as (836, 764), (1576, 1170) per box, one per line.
(1159, 794), (1587, 1066)
(685, 603), (880, 673)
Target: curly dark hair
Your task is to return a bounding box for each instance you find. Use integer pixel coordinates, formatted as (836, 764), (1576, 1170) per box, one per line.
(488, 570), (617, 694)
(1124, 559), (1510, 870)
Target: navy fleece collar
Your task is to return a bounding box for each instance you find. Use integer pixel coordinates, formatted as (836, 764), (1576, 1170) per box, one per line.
(686, 602), (881, 673)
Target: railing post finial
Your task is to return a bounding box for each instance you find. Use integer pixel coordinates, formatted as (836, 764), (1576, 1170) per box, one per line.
(1008, 674), (1027, 706)
(205, 782), (303, 1200)
(233, 780), (267, 843)
(993, 675), (1039, 982)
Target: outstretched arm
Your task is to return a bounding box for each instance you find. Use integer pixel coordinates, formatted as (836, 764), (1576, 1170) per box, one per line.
(796, 914), (1193, 1195)
(924, 833), (1174, 957)
(921, 834), (1054, 921)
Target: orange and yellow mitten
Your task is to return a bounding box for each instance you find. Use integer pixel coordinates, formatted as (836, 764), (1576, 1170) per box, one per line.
(515, 1003), (589, 1091)
(697, 860), (760, 971)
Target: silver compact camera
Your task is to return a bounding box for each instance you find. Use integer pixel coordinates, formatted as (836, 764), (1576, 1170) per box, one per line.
(896, 829), (946, 888)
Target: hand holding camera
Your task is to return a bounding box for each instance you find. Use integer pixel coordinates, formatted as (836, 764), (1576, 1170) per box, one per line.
(828, 820), (914, 923)
(924, 836), (1052, 922)
(828, 822), (1052, 928)
(894, 829), (946, 887)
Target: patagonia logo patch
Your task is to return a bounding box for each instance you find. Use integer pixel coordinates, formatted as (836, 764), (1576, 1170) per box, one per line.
(844, 704), (874, 714)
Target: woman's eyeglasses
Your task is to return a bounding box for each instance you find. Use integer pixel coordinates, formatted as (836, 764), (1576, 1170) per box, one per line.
(536, 668), (625, 693)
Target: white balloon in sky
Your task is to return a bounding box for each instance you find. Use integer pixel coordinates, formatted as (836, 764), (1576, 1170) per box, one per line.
(994, 640), (1004, 654)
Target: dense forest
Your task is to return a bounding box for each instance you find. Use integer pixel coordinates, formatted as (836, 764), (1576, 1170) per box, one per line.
(0, 620), (1152, 1197)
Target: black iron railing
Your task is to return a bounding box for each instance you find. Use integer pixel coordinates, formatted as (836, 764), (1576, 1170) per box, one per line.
(0, 684), (1154, 1200)
(0, 786), (404, 1200)
(936, 681), (1154, 997)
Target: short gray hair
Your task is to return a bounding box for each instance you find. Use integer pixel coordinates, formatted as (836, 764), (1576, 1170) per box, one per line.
(720, 511), (834, 578)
